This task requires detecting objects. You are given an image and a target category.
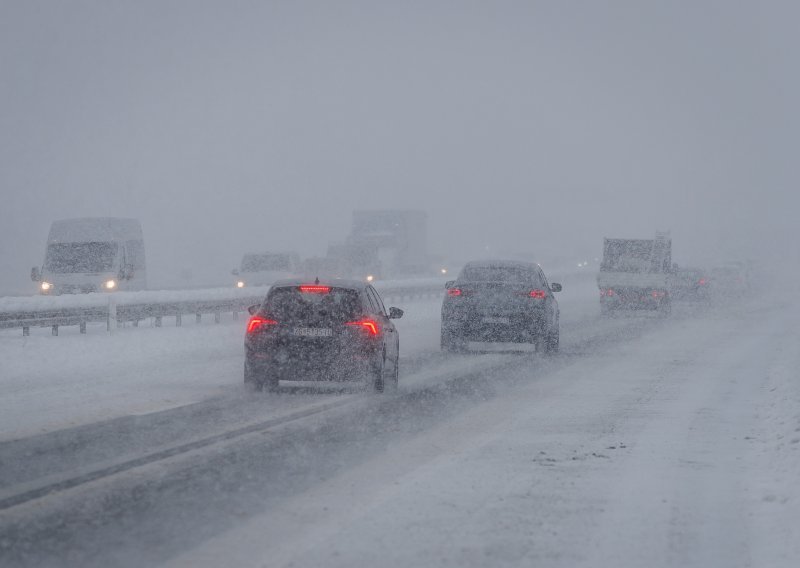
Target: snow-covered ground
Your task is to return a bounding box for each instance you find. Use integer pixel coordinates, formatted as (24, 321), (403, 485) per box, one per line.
(4, 278), (796, 568)
(0, 295), (433, 441)
(167, 300), (800, 568)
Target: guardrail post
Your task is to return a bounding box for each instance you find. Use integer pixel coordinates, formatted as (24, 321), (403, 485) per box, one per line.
(107, 298), (117, 333)
(196, 313), (201, 324)
(233, 311), (238, 321)
(80, 322), (86, 334)
(23, 326), (30, 337)
(214, 311), (220, 324)
(155, 316), (162, 327)
(176, 314), (182, 327)
(51, 325), (58, 336)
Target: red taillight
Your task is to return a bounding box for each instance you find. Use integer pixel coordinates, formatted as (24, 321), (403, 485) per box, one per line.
(247, 316), (278, 333)
(346, 319), (379, 336)
(651, 290), (666, 298)
(601, 289), (615, 297)
(698, 278), (707, 285)
(299, 285), (331, 294)
(529, 289), (547, 299)
(447, 288), (462, 297)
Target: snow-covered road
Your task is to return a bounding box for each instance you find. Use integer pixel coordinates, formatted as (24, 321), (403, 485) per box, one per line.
(167, 301), (800, 568)
(1, 281), (798, 568)
(0, 276), (595, 441)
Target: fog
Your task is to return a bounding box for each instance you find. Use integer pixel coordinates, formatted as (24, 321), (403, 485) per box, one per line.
(1, 0), (798, 292)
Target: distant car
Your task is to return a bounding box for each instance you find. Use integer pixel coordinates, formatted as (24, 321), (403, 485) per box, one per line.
(441, 260), (561, 353)
(244, 279), (403, 392)
(670, 267), (711, 302)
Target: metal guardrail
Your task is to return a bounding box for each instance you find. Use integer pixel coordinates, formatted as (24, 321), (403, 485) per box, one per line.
(0, 281), (447, 336)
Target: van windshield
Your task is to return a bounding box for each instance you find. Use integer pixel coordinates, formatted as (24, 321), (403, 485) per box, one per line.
(45, 242), (118, 273)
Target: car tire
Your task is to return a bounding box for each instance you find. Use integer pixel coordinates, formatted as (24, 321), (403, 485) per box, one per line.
(441, 327), (466, 353)
(264, 375), (280, 393)
(387, 358), (399, 392)
(546, 326), (560, 354)
(373, 356), (386, 393)
(244, 361), (264, 392)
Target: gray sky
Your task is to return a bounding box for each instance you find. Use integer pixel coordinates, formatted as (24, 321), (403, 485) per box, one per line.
(1, 0), (797, 291)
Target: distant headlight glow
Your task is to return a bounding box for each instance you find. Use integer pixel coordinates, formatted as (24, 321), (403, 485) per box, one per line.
(366, 275), (374, 282)
(237, 281), (245, 288)
(105, 279), (117, 290)
(41, 281), (52, 291)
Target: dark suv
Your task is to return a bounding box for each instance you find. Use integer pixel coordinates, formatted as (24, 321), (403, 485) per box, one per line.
(441, 260), (561, 353)
(245, 279), (403, 392)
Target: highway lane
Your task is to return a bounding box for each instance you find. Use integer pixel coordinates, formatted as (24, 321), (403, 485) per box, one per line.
(0, 291), (673, 568)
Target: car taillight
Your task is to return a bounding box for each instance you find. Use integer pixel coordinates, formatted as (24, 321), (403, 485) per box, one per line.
(299, 285), (331, 294)
(247, 316), (278, 333)
(529, 289), (547, 299)
(601, 289), (615, 297)
(651, 290), (666, 298)
(346, 319), (379, 336)
(698, 278), (707, 285)
(447, 288), (462, 297)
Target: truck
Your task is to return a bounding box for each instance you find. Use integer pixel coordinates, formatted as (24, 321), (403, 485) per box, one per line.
(31, 218), (147, 294)
(597, 232), (672, 316)
(348, 210), (429, 278)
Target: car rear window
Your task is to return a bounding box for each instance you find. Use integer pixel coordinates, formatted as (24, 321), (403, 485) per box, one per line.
(264, 287), (361, 321)
(460, 266), (541, 284)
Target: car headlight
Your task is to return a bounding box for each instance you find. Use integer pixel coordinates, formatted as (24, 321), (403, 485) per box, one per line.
(366, 275), (375, 282)
(237, 281), (245, 288)
(41, 281), (52, 291)
(105, 279), (117, 290)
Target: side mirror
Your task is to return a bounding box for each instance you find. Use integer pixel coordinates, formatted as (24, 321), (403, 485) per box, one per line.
(550, 283), (562, 292)
(247, 304), (259, 315)
(388, 307), (404, 319)
(445, 280), (455, 289)
(31, 267), (41, 282)
(232, 269), (240, 276)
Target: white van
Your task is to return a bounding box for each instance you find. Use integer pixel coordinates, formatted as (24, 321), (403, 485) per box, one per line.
(232, 252), (300, 288)
(31, 218), (147, 294)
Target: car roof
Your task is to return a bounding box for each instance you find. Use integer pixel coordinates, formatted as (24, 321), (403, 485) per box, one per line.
(462, 259), (541, 270)
(270, 278), (368, 291)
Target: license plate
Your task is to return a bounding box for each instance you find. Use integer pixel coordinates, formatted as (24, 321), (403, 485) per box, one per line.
(482, 316), (510, 324)
(293, 327), (332, 337)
